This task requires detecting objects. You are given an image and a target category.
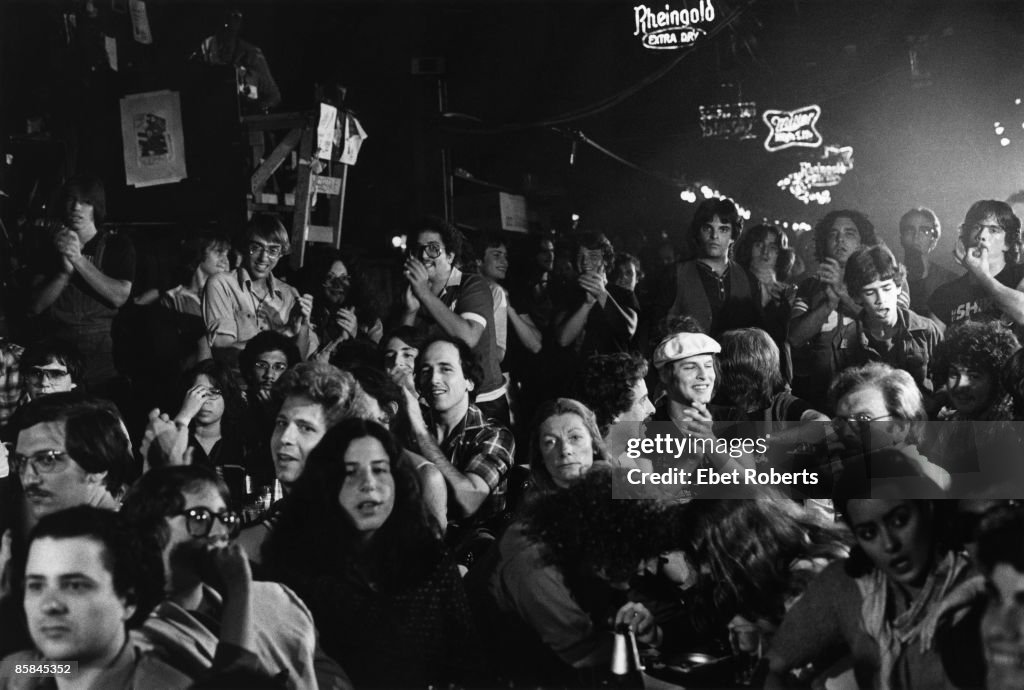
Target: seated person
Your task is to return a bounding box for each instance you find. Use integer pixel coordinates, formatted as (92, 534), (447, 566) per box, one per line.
(160, 233), (232, 364)
(0, 506), (191, 687)
(576, 353), (655, 470)
(265, 420), (476, 688)
(235, 362), (363, 563)
(403, 337), (514, 544)
(380, 325), (423, 392)
(121, 465), (349, 689)
(466, 470), (666, 687)
(18, 339), (82, 402)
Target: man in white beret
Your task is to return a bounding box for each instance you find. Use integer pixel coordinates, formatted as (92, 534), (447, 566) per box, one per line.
(648, 331), (754, 473)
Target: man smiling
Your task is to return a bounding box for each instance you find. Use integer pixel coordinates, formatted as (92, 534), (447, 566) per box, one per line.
(399, 217), (506, 422)
(406, 337), (513, 538)
(203, 214), (317, 366)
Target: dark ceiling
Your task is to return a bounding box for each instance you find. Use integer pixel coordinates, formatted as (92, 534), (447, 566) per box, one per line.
(3, 0), (1024, 256)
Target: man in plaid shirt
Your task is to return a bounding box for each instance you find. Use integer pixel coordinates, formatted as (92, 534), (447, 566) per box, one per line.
(0, 339), (24, 431)
(404, 337), (514, 536)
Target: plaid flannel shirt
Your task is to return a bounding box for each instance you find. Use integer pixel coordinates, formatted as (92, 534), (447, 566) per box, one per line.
(435, 403), (515, 521)
(0, 340), (24, 429)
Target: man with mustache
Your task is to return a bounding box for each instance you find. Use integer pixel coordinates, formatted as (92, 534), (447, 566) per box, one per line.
(26, 177), (135, 394)
(668, 198), (758, 339)
(0, 393), (131, 655)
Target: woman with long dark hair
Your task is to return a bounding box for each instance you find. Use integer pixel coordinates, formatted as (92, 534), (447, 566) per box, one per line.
(264, 418), (479, 688)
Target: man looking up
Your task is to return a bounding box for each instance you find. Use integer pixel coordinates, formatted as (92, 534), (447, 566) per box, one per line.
(203, 214), (317, 368)
(27, 177), (135, 394)
(399, 216), (507, 423)
(668, 198), (758, 338)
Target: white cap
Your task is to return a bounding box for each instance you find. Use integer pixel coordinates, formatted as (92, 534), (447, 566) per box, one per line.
(652, 332), (721, 369)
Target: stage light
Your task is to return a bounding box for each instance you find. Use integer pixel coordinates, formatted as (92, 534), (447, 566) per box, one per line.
(1001, 138), (1011, 147)
(392, 235), (407, 250)
(679, 189), (697, 203)
(996, 126), (1005, 135)
(700, 185), (714, 199)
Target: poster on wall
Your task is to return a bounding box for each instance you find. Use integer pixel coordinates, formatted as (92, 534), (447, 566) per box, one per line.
(119, 90), (188, 187)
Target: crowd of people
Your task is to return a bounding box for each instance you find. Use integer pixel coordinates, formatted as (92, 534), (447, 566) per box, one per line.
(2, 176), (1024, 688)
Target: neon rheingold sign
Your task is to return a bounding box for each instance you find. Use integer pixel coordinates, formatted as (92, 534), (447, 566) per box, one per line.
(762, 104), (823, 152)
(633, 1), (715, 50)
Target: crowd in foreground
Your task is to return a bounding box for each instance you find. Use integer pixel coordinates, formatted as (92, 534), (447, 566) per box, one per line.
(2, 178), (1024, 688)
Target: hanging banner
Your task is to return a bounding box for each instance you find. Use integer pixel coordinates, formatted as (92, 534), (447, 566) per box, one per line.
(119, 90), (187, 187)
(763, 104), (822, 152)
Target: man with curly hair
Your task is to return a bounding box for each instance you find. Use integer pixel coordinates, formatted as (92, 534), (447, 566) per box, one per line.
(398, 216), (507, 424)
(929, 200), (1024, 329)
(576, 352), (654, 436)
(931, 321), (1020, 421)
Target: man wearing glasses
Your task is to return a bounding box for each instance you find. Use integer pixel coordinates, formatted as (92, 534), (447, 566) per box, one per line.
(928, 200), (1024, 329)
(898, 207), (956, 317)
(121, 465), (351, 688)
(398, 216), (507, 423)
(203, 214), (318, 368)
(10, 392), (130, 525)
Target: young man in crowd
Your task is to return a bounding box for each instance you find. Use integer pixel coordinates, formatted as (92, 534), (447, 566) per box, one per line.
(235, 361), (364, 562)
(26, 177), (135, 395)
(899, 207), (956, 316)
(0, 507), (191, 686)
(928, 199), (1024, 330)
(121, 465), (351, 689)
(203, 213), (317, 367)
(836, 245), (943, 398)
(668, 198), (758, 338)
(788, 210), (907, 408)
(398, 216), (507, 423)
(406, 337), (514, 549)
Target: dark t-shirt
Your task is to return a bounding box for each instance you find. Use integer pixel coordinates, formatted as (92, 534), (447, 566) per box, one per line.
(927, 262), (1024, 327)
(555, 283), (640, 357)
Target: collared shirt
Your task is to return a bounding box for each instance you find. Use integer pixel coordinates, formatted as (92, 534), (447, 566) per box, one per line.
(202, 267), (317, 352)
(430, 403), (514, 520)
(0, 340), (24, 429)
(835, 307), (943, 392)
(415, 267), (504, 398)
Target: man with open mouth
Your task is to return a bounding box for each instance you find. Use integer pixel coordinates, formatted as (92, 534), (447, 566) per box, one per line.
(835, 244), (942, 403)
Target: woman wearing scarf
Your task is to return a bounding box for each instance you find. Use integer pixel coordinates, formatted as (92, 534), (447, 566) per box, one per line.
(764, 470), (981, 689)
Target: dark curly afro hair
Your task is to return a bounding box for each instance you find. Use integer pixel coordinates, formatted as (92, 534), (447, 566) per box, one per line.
(522, 469), (672, 587)
(931, 320), (1020, 386)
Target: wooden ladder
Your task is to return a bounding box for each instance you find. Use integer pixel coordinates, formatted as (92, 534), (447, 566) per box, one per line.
(243, 110), (349, 269)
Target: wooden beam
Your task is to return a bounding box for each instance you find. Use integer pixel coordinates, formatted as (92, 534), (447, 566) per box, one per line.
(250, 127), (303, 196)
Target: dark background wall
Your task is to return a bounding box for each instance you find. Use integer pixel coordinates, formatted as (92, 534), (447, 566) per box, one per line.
(2, 0), (1024, 261)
